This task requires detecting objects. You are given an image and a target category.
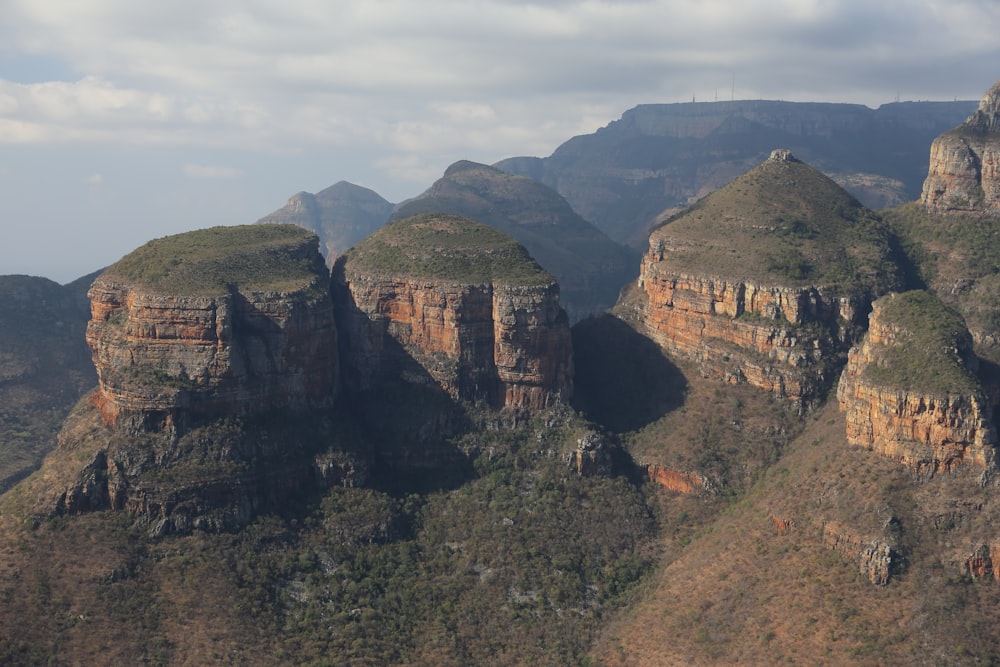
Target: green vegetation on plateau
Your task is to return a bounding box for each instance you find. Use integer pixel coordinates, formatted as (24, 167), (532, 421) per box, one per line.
(863, 290), (980, 396)
(653, 154), (901, 291)
(341, 213), (554, 286)
(102, 224), (325, 296)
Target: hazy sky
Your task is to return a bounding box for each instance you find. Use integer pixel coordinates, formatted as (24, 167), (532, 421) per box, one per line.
(1, 0), (998, 283)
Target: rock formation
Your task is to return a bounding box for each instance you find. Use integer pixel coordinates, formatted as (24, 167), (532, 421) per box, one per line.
(35, 225), (365, 533)
(389, 160), (638, 320)
(623, 149), (902, 405)
(334, 213), (573, 412)
(87, 225), (339, 433)
(921, 79), (1000, 215)
(497, 99), (976, 245)
(837, 290), (997, 476)
(256, 181), (394, 265)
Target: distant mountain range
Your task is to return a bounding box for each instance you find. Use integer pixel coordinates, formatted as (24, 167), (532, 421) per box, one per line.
(496, 99), (976, 245)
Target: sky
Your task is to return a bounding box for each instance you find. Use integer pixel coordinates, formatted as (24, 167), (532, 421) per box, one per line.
(1, 1), (998, 283)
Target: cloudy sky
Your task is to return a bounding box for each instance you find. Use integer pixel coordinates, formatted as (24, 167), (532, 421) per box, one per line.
(1, 0), (998, 282)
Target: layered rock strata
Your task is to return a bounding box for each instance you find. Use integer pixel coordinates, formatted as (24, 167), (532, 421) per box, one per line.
(627, 149), (901, 404)
(335, 214), (573, 411)
(837, 291), (997, 475)
(41, 225), (362, 532)
(87, 226), (338, 433)
(922, 79), (1000, 215)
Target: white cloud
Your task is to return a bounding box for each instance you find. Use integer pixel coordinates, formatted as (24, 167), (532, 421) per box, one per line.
(2, 0), (999, 282)
(87, 173), (103, 184)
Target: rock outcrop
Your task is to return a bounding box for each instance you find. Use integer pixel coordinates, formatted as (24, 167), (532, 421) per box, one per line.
(389, 160), (638, 320)
(335, 213), (573, 412)
(837, 291), (997, 476)
(921, 80), (1000, 215)
(36, 225), (365, 533)
(87, 225), (338, 433)
(822, 521), (895, 586)
(624, 149), (902, 405)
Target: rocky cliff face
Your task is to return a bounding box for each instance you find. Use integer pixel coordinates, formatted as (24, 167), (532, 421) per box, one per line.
(624, 149), (902, 405)
(87, 229), (338, 433)
(35, 225), (365, 533)
(837, 291), (997, 476)
(921, 80), (1000, 215)
(334, 214), (573, 411)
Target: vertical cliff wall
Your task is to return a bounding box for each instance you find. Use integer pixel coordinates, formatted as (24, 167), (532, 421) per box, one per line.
(624, 149), (902, 404)
(922, 79), (1000, 215)
(87, 226), (338, 433)
(837, 291), (996, 476)
(334, 214), (573, 411)
(35, 225), (364, 533)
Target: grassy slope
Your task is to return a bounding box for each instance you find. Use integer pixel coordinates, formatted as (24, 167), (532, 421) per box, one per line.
(0, 408), (659, 666)
(883, 203), (1000, 361)
(593, 397), (1000, 666)
(101, 224), (325, 296)
(652, 156), (901, 292)
(341, 213), (553, 286)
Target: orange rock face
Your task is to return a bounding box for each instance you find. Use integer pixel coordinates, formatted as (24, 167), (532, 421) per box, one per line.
(87, 275), (338, 433)
(836, 296), (997, 475)
(633, 252), (857, 403)
(921, 80), (1000, 215)
(645, 463), (708, 495)
(336, 273), (572, 411)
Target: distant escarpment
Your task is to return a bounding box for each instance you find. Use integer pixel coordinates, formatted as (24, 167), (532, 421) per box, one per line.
(389, 161), (638, 320)
(256, 181), (394, 265)
(621, 149), (903, 405)
(921, 80), (1000, 215)
(837, 290), (996, 476)
(32, 225), (365, 533)
(497, 99), (976, 246)
(334, 213), (573, 415)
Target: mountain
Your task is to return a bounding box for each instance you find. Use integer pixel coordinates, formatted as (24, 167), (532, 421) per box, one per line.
(8, 82), (1000, 666)
(389, 160), (639, 320)
(0, 273), (96, 492)
(496, 99), (976, 246)
(0, 222), (654, 665)
(617, 148), (903, 407)
(256, 181), (394, 265)
(922, 79), (1000, 215)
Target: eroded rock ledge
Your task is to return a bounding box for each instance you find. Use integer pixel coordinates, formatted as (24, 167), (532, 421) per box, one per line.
(334, 214), (573, 411)
(921, 79), (1000, 215)
(837, 291), (997, 476)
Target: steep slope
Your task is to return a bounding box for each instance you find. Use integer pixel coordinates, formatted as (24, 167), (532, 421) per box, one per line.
(0, 274), (96, 491)
(497, 99), (975, 246)
(334, 213), (573, 416)
(838, 290), (996, 476)
(256, 181), (394, 264)
(621, 149), (903, 405)
(389, 161), (638, 320)
(921, 79), (1000, 215)
(19, 225), (364, 533)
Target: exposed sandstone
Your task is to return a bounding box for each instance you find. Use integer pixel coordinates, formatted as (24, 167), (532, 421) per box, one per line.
(626, 150), (900, 404)
(921, 80), (1000, 215)
(334, 214), (573, 411)
(837, 291), (997, 475)
(37, 225), (365, 532)
(87, 226), (338, 433)
(822, 521), (895, 586)
(645, 463), (710, 495)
